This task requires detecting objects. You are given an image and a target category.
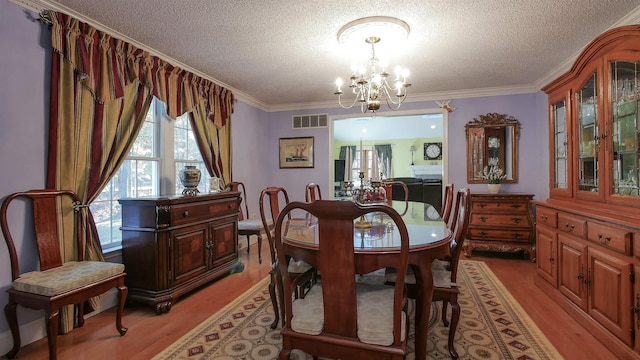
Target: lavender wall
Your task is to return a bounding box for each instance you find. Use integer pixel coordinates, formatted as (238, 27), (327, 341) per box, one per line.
(0, 0), (550, 348)
(248, 93), (549, 216)
(0, 0), (53, 339)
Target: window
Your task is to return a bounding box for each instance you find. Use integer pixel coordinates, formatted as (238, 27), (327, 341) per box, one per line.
(91, 98), (209, 251)
(350, 146), (374, 184)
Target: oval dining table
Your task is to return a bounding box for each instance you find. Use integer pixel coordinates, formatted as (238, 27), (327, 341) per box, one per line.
(280, 199), (452, 360)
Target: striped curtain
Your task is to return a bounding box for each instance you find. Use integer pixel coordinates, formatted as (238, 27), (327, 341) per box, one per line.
(46, 11), (234, 332)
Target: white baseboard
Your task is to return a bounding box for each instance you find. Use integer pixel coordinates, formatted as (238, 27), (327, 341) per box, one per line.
(0, 288), (119, 355)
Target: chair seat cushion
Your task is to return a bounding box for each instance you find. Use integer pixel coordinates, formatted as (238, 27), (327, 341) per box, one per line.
(238, 218), (269, 232)
(384, 259), (456, 288)
(287, 259), (312, 274)
(12, 261), (125, 296)
(290, 281), (406, 346)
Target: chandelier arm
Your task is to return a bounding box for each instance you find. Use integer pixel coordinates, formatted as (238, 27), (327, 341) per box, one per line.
(337, 91), (365, 109)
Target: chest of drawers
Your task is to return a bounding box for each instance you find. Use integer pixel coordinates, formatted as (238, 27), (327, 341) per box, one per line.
(463, 193), (535, 261)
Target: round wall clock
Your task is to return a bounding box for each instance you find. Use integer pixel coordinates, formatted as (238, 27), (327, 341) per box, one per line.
(424, 142), (443, 160)
(425, 205), (440, 220)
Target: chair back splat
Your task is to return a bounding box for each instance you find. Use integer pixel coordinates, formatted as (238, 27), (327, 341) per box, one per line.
(304, 183), (322, 202)
(275, 200), (410, 360)
(0, 189), (128, 360)
(440, 183), (455, 226)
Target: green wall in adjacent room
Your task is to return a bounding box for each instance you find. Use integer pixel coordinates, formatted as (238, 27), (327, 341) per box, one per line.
(333, 137), (443, 178)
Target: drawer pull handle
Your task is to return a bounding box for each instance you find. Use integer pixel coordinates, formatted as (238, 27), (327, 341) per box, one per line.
(510, 204), (522, 209)
(513, 233), (523, 239)
(540, 215), (548, 222)
(511, 217), (522, 224)
(478, 231), (488, 238)
(478, 203), (487, 208)
(598, 234), (611, 245)
(479, 216), (488, 222)
(183, 210), (190, 217)
(564, 223), (574, 232)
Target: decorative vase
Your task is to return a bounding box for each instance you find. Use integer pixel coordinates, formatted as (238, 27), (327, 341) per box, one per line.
(179, 165), (201, 195)
(487, 183), (501, 194)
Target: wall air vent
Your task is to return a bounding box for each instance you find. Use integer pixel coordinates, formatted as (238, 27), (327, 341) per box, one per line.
(292, 114), (328, 129)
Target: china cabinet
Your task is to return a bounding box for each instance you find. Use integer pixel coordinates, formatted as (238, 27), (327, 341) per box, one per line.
(537, 25), (640, 359)
(119, 192), (240, 314)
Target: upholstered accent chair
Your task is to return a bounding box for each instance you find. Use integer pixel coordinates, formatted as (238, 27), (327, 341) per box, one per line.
(275, 200), (411, 360)
(0, 189), (127, 360)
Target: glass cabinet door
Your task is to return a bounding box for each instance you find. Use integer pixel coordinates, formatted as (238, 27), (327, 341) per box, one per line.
(611, 61), (640, 197)
(552, 99), (569, 191)
(576, 72), (599, 193)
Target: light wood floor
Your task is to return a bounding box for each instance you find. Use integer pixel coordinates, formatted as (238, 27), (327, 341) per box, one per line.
(12, 244), (616, 359)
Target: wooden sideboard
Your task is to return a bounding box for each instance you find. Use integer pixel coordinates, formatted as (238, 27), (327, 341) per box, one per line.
(463, 193), (535, 261)
(119, 192), (240, 314)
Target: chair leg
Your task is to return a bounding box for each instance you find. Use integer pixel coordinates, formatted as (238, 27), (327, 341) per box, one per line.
(276, 269), (286, 327)
(46, 309), (60, 360)
(4, 302), (20, 359)
(246, 235), (251, 254)
(278, 349), (291, 360)
(442, 300), (449, 326)
(448, 300), (460, 360)
(116, 285), (129, 336)
(269, 270), (279, 329)
(257, 234), (263, 264)
(77, 302), (85, 328)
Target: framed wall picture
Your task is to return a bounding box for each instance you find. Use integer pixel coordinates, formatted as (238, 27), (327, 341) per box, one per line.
(279, 137), (314, 168)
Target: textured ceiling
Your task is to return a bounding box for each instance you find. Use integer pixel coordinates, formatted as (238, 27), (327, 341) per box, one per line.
(20, 0), (640, 111)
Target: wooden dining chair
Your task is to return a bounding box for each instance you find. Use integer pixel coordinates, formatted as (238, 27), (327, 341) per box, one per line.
(259, 186), (315, 329)
(275, 200), (411, 360)
(384, 188), (470, 359)
(304, 183), (322, 202)
(227, 181), (267, 263)
(440, 183), (455, 226)
(383, 180), (409, 215)
(0, 189), (128, 360)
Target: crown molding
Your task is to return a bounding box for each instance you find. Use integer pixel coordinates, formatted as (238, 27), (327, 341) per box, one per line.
(10, 0), (268, 111)
(10, 0), (640, 113)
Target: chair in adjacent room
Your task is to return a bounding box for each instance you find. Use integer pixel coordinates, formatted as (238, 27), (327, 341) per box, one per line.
(0, 189), (128, 360)
(259, 186), (315, 329)
(385, 188), (470, 360)
(440, 183), (455, 226)
(275, 200), (411, 360)
(304, 183), (322, 202)
(227, 181), (267, 264)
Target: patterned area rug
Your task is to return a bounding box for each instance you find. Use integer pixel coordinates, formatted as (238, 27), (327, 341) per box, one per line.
(153, 260), (562, 359)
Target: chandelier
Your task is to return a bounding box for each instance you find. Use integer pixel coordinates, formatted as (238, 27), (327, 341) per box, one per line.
(334, 17), (412, 113)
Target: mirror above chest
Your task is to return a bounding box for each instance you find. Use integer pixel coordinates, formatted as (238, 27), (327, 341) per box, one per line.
(465, 113), (520, 184)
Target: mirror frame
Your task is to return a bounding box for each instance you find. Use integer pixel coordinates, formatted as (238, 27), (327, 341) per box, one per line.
(465, 113), (520, 184)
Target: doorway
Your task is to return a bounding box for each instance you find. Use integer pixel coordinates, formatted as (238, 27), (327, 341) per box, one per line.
(329, 109), (448, 203)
